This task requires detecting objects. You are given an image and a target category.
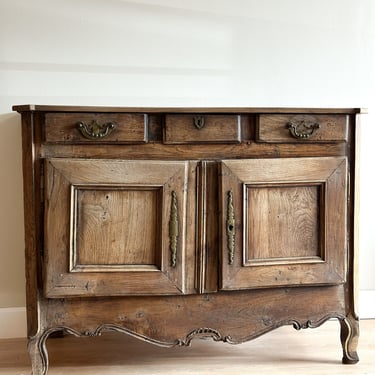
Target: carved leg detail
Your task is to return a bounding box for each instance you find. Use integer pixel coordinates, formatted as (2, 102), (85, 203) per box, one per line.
(28, 333), (49, 375)
(339, 315), (359, 364)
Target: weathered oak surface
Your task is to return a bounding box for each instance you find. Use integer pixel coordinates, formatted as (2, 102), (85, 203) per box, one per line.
(14, 105), (360, 374)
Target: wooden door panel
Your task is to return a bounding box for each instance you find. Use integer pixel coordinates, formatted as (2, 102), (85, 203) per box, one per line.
(220, 157), (347, 290)
(44, 158), (196, 297)
(245, 184), (321, 263)
(72, 187), (162, 271)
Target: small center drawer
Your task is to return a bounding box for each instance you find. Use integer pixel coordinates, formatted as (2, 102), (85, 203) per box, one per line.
(44, 113), (148, 143)
(164, 114), (241, 144)
(257, 114), (348, 143)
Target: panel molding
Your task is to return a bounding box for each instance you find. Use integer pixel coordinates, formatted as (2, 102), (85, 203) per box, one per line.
(70, 184), (163, 273)
(243, 182), (323, 266)
(44, 158), (195, 297)
(220, 157), (347, 290)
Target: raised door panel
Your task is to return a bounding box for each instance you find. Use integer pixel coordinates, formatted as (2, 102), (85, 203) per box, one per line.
(71, 187), (162, 272)
(245, 184), (321, 262)
(44, 158), (196, 297)
(220, 157), (347, 290)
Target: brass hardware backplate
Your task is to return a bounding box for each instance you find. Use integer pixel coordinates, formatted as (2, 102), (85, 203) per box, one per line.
(287, 115), (320, 139)
(227, 190), (235, 265)
(77, 120), (116, 140)
(169, 191), (179, 267)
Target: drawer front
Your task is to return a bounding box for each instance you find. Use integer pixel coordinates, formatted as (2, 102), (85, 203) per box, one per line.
(164, 114), (241, 144)
(45, 113), (148, 143)
(257, 114), (348, 143)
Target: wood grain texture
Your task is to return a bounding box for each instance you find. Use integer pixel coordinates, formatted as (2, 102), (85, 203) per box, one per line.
(14, 106), (360, 374)
(41, 142), (348, 161)
(12, 104), (364, 114)
(351, 114), (361, 319)
(44, 158), (197, 297)
(164, 114), (241, 144)
(220, 157), (347, 289)
(41, 286), (347, 343)
(257, 114), (348, 142)
(196, 161), (219, 293)
(246, 185), (320, 262)
(45, 113), (148, 143)
(74, 188), (161, 270)
(20, 112), (40, 338)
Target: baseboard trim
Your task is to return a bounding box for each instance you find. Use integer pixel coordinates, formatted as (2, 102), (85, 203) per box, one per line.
(0, 290), (374, 339)
(0, 307), (27, 339)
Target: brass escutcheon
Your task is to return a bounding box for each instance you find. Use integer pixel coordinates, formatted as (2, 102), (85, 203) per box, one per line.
(193, 115), (205, 130)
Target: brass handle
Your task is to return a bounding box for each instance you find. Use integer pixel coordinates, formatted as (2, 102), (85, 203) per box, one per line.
(226, 191), (235, 265)
(287, 119), (320, 139)
(169, 191), (179, 267)
(193, 115), (205, 129)
(76, 120), (116, 140)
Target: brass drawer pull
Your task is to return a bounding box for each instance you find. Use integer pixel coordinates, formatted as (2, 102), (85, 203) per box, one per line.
(193, 115), (205, 129)
(169, 191), (179, 267)
(76, 120), (116, 140)
(287, 118), (320, 139)
(227, 190), (235, 265)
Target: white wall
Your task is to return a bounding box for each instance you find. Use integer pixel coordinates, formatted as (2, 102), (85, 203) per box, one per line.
(0, 0), (374, 318)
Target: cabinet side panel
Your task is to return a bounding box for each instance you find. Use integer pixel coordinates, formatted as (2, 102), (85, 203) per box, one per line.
(353, 115), (360, 317)
(21, 112), (39, 337)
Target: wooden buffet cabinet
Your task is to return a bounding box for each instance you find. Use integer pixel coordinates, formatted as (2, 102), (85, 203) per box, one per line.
(13, 105), (362, 374)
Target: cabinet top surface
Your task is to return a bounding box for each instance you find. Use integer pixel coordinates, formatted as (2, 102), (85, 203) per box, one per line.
(12, 104), (365, 114)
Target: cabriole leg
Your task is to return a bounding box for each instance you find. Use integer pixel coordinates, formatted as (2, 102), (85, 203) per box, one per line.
(339, 315), (359, 364)
(28, 333), (49, 375)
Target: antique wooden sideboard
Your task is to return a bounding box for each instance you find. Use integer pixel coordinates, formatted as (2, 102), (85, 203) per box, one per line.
(13, 105), (362, 374)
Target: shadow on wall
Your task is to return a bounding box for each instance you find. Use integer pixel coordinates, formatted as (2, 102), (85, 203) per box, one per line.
(0, 112), (26, 308)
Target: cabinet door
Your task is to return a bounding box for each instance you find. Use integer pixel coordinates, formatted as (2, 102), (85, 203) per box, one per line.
(220, 157), (347, 290)
(44, 158), (196, 297)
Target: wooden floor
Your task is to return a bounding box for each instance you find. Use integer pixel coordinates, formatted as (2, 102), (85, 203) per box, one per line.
(0, 319), (373, 374)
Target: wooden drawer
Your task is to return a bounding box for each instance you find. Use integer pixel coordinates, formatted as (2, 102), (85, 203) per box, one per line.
(45, 113), (148, 143)
(257, 114), (348, 143)
(164, 114), (241, 144)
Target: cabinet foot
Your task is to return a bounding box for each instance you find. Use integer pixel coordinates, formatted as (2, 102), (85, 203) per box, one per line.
(28, 333), (49, 375)
(339, 315), (359, 364)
